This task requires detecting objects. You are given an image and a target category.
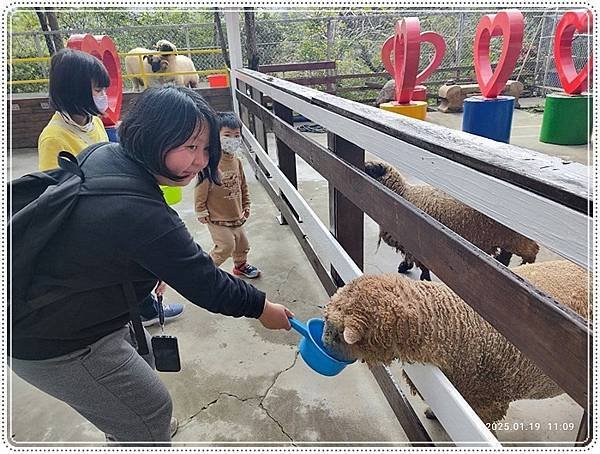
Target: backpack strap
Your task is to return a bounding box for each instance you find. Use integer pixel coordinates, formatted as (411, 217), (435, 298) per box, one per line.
(58, 151), (84, 179)
(122, 282), (150, 356)
(32, 145), (156, 356)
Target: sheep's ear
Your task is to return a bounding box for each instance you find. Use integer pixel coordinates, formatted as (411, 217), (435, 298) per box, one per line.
(343, 326), (362, 344)
(143, 55), (151, 62)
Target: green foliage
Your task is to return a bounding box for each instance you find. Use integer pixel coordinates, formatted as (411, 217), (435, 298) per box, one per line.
(9, 8), (552, 96)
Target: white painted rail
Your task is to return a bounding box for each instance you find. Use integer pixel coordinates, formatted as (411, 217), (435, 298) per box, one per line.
(235, 69), (591, 269)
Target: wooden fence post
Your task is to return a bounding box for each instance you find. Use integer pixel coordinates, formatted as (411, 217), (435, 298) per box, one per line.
(236, 79), (251, 129)
(273, 101), (298, 225)
(327, 132), (364, 286)
(249, 86), (267, 152)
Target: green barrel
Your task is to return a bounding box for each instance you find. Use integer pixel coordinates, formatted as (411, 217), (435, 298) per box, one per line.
(540, 93), (592, 145)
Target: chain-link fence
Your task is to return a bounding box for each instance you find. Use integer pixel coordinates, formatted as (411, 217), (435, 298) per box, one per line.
(10, 20), (228, 92)
(241, 9), (591, 103)
(10, 9), (592, 100)
(533, 9), (592, 95)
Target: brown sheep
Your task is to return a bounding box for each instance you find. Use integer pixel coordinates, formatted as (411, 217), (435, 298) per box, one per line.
(322, 260), (590, 424)
(365, 161), (539, 280)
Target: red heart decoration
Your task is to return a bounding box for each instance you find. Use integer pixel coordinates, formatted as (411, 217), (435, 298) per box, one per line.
(553, 9), (593, 94)
(474, 10), (524, 99)
(67, 34), (123, 126)
(391, 17), (421, 104)
(381, 29), (446, 101)
(416, 32), (446, 85)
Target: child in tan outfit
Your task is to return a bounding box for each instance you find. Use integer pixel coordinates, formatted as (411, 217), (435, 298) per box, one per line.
(194, 112), (261, 278)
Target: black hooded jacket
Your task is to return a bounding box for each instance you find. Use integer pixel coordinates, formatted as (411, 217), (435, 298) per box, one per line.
(11, 143), (265, 360)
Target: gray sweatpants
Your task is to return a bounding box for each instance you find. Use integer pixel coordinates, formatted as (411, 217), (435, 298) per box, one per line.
(10, 325), (173, 445)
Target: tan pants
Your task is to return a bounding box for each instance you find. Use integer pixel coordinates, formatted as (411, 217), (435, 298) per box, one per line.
(207, 223), (250, 267)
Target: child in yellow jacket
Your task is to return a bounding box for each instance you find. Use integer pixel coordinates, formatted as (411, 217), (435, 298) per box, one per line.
(194, 112), (261, 278)
(38, 48), (110, 171)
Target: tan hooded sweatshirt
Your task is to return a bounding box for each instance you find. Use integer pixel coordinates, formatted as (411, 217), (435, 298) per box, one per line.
(194, 152), (250, 227)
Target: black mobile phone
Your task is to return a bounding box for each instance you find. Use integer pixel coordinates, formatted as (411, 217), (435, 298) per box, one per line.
(152, 335), (181, 372)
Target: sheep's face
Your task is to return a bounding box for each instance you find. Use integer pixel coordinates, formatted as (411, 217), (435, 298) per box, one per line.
(155, 39), (178, 53)
(323, 274), (409, 365)
(364, 161), (406, 195)
(322, 280), (370, 362)
(322, 317), (358, 362)
(146, 56), (169, 73)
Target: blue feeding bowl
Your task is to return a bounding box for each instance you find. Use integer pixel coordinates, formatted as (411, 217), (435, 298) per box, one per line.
(289, 317), (355, 377)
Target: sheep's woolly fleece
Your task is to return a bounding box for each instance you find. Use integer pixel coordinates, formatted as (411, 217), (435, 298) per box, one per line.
(323, 260), (589, 423)
(364, 161), (540, 265)
(154, 40), (199, 88)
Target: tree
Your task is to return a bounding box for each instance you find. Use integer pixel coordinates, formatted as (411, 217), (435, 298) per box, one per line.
(34, 8), (55, 55)
(45, 10), (63, 53)
(244, 8), (259, 70)
(214, 9), (230, 68)
(34, 8), (63, 55)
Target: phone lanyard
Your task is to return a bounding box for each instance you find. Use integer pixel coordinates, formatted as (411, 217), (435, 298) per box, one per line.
(157, 294), (166, 334)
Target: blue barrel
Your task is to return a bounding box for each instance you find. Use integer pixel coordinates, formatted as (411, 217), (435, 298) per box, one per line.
(105, 126), (119, 143)
(462, 96), (515, 143)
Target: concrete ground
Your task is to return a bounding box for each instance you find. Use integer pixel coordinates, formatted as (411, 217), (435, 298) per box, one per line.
(7, 97), (587, 447)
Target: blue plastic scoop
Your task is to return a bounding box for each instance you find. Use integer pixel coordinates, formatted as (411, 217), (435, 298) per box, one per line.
(289, 317), (355, 376)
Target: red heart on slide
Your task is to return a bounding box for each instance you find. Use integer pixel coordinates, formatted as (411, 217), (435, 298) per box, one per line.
(553, 9), (593, 95)
(381, 31), (446, 85)
(473, 10), (524, 99)
(67, 34), (123, 126)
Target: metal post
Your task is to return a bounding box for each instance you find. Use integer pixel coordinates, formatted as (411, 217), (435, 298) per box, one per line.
(224, 10), (244, 116)
(455, 12), (466, 81)
(541, 9), (560, 95)
(533, 12), (548, 93)
(326, 18), (337, 94)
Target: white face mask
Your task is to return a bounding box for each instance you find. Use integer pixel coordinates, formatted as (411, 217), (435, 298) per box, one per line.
(220, 136), (242, 154)
(93, 91), (109, 114)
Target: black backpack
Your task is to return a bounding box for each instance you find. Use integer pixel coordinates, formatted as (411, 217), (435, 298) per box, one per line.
(8, 143), (156, 354)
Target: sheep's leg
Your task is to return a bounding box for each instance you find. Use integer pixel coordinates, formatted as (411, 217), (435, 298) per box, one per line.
(398, 253), (414, 274)
(419, 267), (431, 281)
(398, 260), (413, 274)
(495, 249), (512, 266)
(133, 78), (143, 92)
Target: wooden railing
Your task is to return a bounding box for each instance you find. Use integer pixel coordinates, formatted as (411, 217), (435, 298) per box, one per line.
(232, 68), (591, 446)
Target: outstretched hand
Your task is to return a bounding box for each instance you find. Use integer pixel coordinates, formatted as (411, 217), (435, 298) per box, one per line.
(259, 300), (294, 330)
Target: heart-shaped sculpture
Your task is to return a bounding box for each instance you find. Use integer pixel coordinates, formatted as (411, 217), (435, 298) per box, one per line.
(67, 34), (123, 126)
(473, 10), (524, 99)
(415, 32), (446, 84)
(382, 31), (446, 85)
(392, 17), (421, 104)
(553, 9), (593, 95)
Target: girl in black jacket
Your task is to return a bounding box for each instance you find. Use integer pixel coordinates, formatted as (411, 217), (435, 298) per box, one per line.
(10, 86), (293, 445)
